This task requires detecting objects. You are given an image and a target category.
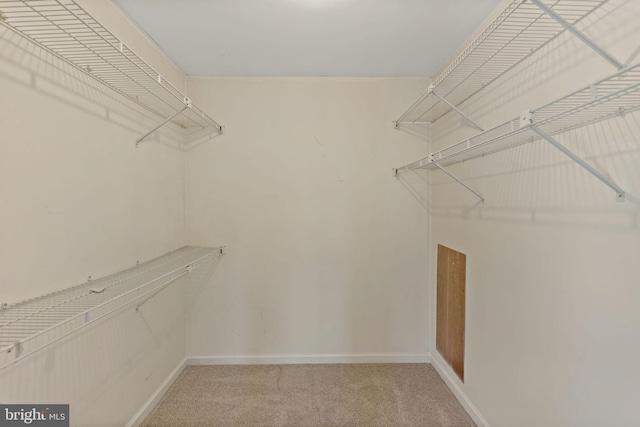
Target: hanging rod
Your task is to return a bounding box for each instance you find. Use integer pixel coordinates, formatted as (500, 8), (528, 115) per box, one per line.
(395, 0), (611, 135)
(0, 246), (226, 372)
(0, 0), (223, 146)
(395, 63), (640, 202)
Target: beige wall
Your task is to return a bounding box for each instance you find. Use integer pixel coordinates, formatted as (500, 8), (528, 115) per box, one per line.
(410, 0), (640, 426)
(2, 0), (639, 425)
(183, 77), (432, 359)
(0, 1), (189, 425)
(0, 0), (187, 303)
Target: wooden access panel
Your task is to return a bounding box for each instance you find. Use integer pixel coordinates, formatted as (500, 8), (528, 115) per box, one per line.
(436, 244), (466, 381)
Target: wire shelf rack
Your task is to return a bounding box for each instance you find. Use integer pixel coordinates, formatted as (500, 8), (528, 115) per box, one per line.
(395, 0), (610, 132)
(0, 246), (225, 371)
(0, 0), (222, 145)
(395, 63), (640, 174)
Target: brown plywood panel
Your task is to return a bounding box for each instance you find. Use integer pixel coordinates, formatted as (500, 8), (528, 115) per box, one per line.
(436, 245), (449, 361)
(436, 244), (466, 382)
(449, 248), (466, 381)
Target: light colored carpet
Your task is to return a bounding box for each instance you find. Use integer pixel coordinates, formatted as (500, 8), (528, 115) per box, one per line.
(142, 364), (476, 427)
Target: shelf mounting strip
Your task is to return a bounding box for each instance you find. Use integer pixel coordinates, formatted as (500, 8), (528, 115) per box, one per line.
(394, 63), (640, 203)
(395, 0), (621, 136)
(0, 0), (223, 146)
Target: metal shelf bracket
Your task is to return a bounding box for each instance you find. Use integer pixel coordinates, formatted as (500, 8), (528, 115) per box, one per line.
(136, 97), (192, 147)
(529, 0), (623, 70)
(433, 161), (485, 203)
(429, 84), (485, 131)
(527, 120), (625, 202)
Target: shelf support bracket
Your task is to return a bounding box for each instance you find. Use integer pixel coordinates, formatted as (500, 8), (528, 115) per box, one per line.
(624, 43), (640, 67)
(430, 86), (485, 131)
(529, 125), (625, 202)
(136, 98), (192, 146)
(433, 162), (485, 203)
(529, 0), (623, 70)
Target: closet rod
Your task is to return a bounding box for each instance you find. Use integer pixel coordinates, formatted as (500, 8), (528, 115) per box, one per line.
(0, 0), (223, 146)
(1, 269), (190, 372)
(0, 246), (225, 372)
(394, 0), (611, 135)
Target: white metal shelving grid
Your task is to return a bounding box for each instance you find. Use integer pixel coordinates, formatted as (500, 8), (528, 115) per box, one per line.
(0, 246), (224, 371)
(0, 0), (222, 145)
(395, 63), (640, 201)
(395, 0), (612, 133)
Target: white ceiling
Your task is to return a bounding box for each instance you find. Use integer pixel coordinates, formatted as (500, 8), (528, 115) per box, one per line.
(112, 0), (502, 77)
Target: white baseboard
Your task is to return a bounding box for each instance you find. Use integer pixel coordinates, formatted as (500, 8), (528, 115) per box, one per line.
(430, 352), (490, 427)
(129, 352), (490, 427)
(187, 353), (431, 365)
(126, 357), (187, 427)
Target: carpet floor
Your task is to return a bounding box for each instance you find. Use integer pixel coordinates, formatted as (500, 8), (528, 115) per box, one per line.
(141, 364), (476, 427)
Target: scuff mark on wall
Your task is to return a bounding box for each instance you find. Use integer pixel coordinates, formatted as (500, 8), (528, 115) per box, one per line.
(313, 136), (344, 184)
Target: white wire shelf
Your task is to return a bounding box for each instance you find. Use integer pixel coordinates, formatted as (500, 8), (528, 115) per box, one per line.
(0, 0), (222, 146)
(0, 246), (225, 371)
(395, 0), (614, 133)
(395, 63), (640, 202)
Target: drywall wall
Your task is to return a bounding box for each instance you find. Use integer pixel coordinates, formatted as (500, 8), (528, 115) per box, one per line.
(410, 0), (640, 425)
(0, 0), (187, 303)
(0, 279), (187, 427)
(0, 1), (189, 425)
(184, 77), (432, 360)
